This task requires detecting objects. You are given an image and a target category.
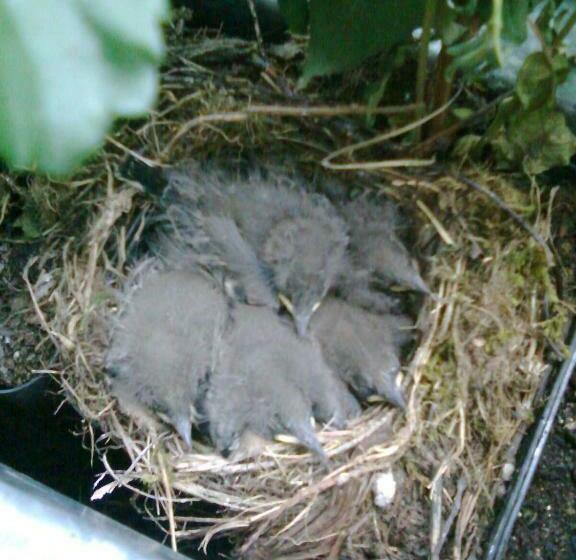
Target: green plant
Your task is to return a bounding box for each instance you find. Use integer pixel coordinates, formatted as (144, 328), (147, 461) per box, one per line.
(1, 1), (575, 178)
(485, 51), (576, 173)
(279, 0), (576, 175)
(279, 0), (426, 85)
(0, 0), (168, 176)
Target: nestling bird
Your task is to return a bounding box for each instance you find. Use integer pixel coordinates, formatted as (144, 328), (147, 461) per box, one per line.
(335, 262), (401, 315)
(120, 158), (278, 309)
(106, 262), (228, 448)
(156, 211), (279, 309)
(339, 196), (430, 295)
(109, 159), (428, 462)
(159, 162), (350, 335)
(107, 260), (359, 456)
(310, 297), (414, 408)
(205, 304), (360, 458)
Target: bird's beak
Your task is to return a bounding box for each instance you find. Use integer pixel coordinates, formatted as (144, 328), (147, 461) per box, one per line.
(372, 367), (407, 410)
(413, 276), (442, 302)
(290, 421), (327, 462)
(278, 293), (294, 314)
(410, 272), (431, 295)
(174, 417), (193, 450)
(386, 385), (407, 410)
(295, 314), (311, 337)
(278, 293), (314, 336)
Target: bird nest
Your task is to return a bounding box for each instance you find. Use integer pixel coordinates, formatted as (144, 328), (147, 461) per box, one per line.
(29, 20), (568, 560)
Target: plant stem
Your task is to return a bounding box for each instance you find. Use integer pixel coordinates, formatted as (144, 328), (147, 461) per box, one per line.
(427, 43), (452, 139)
(555, 8), (576, 47)
(415, 0), (438, 141)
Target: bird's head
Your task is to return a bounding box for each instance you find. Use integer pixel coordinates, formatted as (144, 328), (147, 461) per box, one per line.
(376, 236), (430, 294)
(264, 216), (348, 336)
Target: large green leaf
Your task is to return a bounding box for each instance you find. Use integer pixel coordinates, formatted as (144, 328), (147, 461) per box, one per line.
(483, 34), (576, 175)
(301, 0), (426, 83)
(0, 0), (168, 176)
(448, 0), (504, 76)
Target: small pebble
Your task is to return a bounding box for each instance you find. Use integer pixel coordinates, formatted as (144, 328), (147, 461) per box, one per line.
(372, 470), (396, 508)
(502, 462), (515, 481)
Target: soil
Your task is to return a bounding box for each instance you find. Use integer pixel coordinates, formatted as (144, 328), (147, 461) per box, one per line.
(508, 379), (576, 560)
(0, 242), (54, 388)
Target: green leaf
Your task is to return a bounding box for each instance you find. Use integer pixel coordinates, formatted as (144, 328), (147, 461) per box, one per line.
(363, 48), (410, 127)
(450, 0), (480, 17)
(492, 106), (576, 174)
(364, 74), (391, 128)
(501, 0), (530, 43)
(516, 52), (555, 110)
(437, 15), (468, 47)
(447, 0), (504, 77)
(278, 0), (309, 34)
(301, 0), (426, 83)
(519, 109), (576, 174)
(452, 133), (483, 159)
(452, 107), (476, 120)
(14, 212), (42, 240)
(516, 52), (572, 111)
(0, 0), (169, 176)
(447, 29), (499, 76)
(77, 0), (166, 61)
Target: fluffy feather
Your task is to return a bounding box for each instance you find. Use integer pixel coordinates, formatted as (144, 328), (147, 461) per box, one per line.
(107, 265), (228, 448)
(340, 197), (429, 294)
(310, 297), (414, 408)
(206, 305), (359, 457)
(162, 164), (349, 335)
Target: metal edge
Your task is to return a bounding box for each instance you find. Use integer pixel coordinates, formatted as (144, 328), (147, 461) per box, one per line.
(484, 326), (576, 560)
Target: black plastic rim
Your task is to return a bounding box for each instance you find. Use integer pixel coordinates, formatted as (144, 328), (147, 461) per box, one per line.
(484, 325), (576, 560)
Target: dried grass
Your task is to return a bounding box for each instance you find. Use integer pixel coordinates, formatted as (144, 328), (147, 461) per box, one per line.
(21, 20), (569, 559)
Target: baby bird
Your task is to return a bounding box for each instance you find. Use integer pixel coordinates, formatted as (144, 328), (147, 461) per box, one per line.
(162, 163), (350, 336)
(120, 158), (278, 309)
(340, 197), (430, 294)
(156, 212), (278, 310)
(205, 304), (360, 458)
(106, 262), (228, 448)
(310, 297), (414, 408)
(335, 264), (401, 315)
(260, 211), (348, 336)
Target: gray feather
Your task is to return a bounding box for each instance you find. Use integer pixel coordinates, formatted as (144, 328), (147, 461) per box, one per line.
(341, 197), (429, 294)
(149, 165), (276, 308)
(206, 305), (359, 457)
(107, 265), (228, 448)
(310, 297), (414, 408)
(161, 164), (349, 334)
(198, 215), (277, 308)
(336, 262), (401, 314)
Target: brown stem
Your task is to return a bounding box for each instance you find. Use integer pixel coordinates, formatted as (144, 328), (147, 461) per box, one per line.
(415, 0), (438, 141)
(427, 43), (453, 138)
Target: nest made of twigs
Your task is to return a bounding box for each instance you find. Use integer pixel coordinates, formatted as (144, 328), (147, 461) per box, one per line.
(22, 20), (569, 559)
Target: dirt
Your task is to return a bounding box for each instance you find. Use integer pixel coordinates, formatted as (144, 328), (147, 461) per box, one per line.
(0, 243), (54, 388)
(508, 380), (576, 560)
